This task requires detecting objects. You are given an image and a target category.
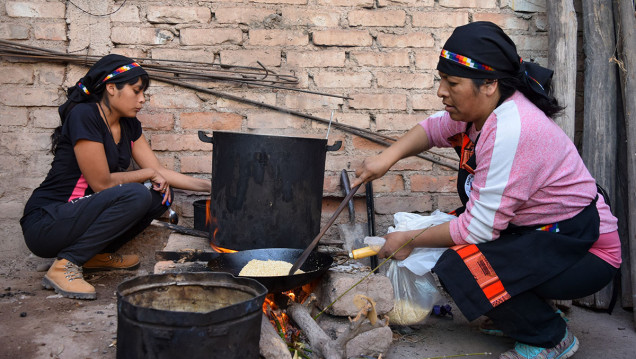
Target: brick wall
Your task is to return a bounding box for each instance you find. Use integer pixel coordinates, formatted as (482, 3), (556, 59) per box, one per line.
(0, 0), (548, 260)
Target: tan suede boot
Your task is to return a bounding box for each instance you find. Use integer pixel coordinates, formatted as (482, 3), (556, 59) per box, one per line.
(83, 253), (140, 270)
(42, 259), (96, 300)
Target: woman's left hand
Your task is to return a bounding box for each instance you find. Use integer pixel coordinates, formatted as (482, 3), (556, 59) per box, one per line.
(377, 231), (415, 260)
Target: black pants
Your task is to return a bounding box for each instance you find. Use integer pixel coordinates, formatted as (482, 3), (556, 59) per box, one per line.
(21, 183), (169, 265)
(485, 252), (618, 348)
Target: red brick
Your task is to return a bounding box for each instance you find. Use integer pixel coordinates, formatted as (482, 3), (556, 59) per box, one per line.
(352, 137), (387, 151)
(437, 195), (462, 213)
(31, 107), (58, 128)
(349, 94), (407, 110)
(374, 195), (433, 214)
(412, 12), (468, 28)
(112, 27), (175, 45)
(282, 8), (340, 27)
(390, 157), (433, 172)
(1, 106), (28, 126)
(0, 23), (29, 39)
(110, 5), (140, 22)
(151, 48), (214, 63)
(0, 65), (33, 84)
(246, 112), (303, 129)
(180, 112), (243, 130)
(251, 0), (308, 4)
(313, 30), (372, 47)
(375, 113), (427, 131)
(180, 155), (212, 174)
(510, 35), (548, 51)
(439, 0), (497, 8)
(150, 134), (210, 151)
(314, 71), (373, 88)
(220, 50), (281, 67)
(351, 51), (410, 67)
(379, 0), (434, 5)
(377, 72), (434, 89)
(249, 29), (308, 46)
(318, 0), (374, 6)
(217, 91), (277, 109)
(473, 13), (530, 30)
(147, 6), (211, 24)
(215, 7), (276, 24)
(325, 155), (364, 173)
(411, 174), (456, 192)
(138, 113), (174, 131)
(147, 91), (201, 109)
(377, 32), (434, 48)
(373, 174), (405, 193)
(287, 50), (346, 68)
(180, 28), (243, 46)
(311, 112), (371, 130)
(415, 52), (439, 70)
(36, 64), (65, 86)
(412, 93), (442, 110)
(156, 155), (176, 171)
(0, 86), (59, 107)
(348, 10), (406, 27)
(34, 22), (66, 41)
(284, 93), (343, 110)
(6, 1), (66, 18)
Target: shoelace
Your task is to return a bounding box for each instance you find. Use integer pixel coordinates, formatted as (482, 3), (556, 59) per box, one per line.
(63, 262), (84, 281)
(107, 253), (124, 263)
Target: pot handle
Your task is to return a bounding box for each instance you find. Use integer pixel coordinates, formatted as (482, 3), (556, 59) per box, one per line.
(326, 140), (342, 151)
(198, 130), (214, 144)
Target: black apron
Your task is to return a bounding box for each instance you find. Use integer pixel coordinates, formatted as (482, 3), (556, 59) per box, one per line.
(432, 127), (600, 321)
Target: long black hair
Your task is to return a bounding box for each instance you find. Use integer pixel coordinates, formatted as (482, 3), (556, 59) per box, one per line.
(50, 74), (150, 154)
(473, 75), (563, 118)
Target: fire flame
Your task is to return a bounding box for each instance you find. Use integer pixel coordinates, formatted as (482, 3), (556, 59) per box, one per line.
(262, 281), (319, 341)
(205, 199), (237, 253)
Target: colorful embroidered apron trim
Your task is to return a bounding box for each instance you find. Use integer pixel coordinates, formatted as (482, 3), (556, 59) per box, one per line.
(448, 132), (476, 175)
(77, 82), (90, 95)
(101, 62), (141, 82)
(441, 49), (495, 72)
(452, 244), (511, 307)
(537, 223), (559, 232)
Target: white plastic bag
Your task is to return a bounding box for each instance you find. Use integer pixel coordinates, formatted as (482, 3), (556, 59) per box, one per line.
(384, 210), (455, 325)
(387, 210), (456, 276)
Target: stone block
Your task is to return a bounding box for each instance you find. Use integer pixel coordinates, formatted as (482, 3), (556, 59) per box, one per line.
(316, 315), (393, 358)
(315, 271), (394, 316)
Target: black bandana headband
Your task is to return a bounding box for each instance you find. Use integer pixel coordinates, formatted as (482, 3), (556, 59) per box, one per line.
(58, 54), (148, 120)
(437, 21), (553, 100)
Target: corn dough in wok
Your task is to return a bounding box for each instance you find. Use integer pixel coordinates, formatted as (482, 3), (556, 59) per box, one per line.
(239, 259), (305, 277)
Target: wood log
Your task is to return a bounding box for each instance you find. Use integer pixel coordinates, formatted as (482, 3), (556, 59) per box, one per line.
(577, 0), (619, 310)
(288, 303), (342, 359)
(259, 313), (292, 359)
(547, 0), (578, 140)
(614, 0), (636, 319)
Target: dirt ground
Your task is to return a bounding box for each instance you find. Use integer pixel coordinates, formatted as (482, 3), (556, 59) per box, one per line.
(2, 226), (635, 359)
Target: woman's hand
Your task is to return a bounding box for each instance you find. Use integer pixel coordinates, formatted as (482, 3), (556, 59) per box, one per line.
(377, 231), (416, 260)
(150, 171), (171, 205)
(351, 153), (394, 187)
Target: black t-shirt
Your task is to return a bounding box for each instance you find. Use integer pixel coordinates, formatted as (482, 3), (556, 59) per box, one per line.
(22, 103), (142, 217)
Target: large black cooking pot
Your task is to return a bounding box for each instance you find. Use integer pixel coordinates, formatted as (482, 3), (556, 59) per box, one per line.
(198, 130), (341, 251)
(116, 272), (267, 359)
(207, 248), (333, 293)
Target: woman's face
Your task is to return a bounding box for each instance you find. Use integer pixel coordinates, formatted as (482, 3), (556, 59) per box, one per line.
(108, 78), (146, 118)
(437, 71), (498, 129)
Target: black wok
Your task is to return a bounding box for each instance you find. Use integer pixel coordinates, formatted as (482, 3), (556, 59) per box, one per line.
(207, 248), (333, 293)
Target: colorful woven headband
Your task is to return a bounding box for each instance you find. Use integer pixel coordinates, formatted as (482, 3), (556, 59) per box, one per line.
(101, 62), (141, 83)
(77, 82), (90, 95)
(440, 49), (495, 72)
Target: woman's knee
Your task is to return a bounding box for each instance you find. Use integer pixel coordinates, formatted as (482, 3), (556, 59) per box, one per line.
(116, 183), (153, 214)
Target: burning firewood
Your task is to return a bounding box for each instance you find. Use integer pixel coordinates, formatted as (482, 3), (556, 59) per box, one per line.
(288, 294), (389, 359)
(260, 313), (292, 359)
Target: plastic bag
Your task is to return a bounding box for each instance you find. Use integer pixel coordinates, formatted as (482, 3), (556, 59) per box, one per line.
(384, 210), (455, 325)
(388, 210), (456, 276)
